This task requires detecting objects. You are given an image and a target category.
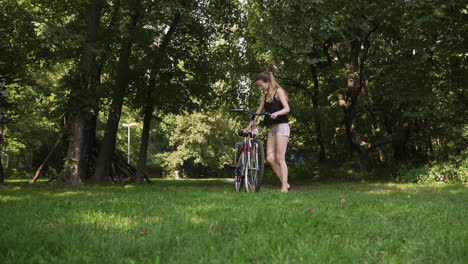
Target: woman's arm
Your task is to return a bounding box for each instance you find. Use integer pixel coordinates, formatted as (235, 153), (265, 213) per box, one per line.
(246, 95), (265, 129)
(254, 96), (265, 121)
(271, 88), (290, 118)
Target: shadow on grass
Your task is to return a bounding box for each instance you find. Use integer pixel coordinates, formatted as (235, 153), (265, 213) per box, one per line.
(2, 178), (466, 195)
(1, 178), (467, 263)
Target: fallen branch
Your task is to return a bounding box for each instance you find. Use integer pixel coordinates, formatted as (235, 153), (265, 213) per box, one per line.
(29, 132), (65, 184)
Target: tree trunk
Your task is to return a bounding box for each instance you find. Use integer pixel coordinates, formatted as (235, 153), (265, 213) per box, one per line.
(328, 17), (385, 171)
(345, 114), (370, 171)
(0, 98), (4, 183)
(339, 39), (370, 170)
(332, 36), (377, 170)
(0, 76), (5, 183)
(65, 113), (85, 188)
(134, 102), (153, 184)
(0, 142), (3, 184)
(91, 52), (132, 183)
(83, 109), (98, 179)
(134, 13), (181, 184)
(92, 4), (141, 184)
(91, 100), (123, 183)
(393, 128), (411, 161)
(81, 0), (118, 180)
(64, 0), (103, 188)
(309, 64), (327, 162)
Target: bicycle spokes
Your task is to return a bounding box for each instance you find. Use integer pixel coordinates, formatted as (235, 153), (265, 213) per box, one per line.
(244, 142), (259, 192)
(231, 108), (267, 192)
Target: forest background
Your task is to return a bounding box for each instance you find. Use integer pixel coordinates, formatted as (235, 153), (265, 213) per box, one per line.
(1, 0), (466, 187)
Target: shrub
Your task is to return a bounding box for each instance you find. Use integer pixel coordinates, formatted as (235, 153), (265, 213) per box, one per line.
(399, 152), (467, 184)
(3, 168), (32, 180)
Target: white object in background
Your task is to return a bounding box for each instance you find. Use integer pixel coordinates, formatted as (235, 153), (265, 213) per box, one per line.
(122, 123), (137, 164)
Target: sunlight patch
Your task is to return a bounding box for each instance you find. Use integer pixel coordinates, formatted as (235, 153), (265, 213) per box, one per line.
(75, 211), (135, 231)
(144, 216), (162, 225)
(53, 191), (82, 197)
(0, 195), (32, 202)
(190, 217), (204, 225)
(365, 190), (394, 195)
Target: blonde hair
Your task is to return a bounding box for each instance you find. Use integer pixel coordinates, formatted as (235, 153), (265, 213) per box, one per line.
(256, 72), (287, 102)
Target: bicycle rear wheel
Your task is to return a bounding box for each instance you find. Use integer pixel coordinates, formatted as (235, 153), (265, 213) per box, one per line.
(233, 143), (244, 192)
(245, 139), (264, 192)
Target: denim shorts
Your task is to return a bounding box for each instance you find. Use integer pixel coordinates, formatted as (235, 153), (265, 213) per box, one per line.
(268, 123), (290, 137)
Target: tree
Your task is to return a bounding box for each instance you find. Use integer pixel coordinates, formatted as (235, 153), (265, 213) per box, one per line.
(0, 0), (52, 182)
(63, 0), (106, 188)
(0, 76), (5, 183)
(133, 9), (182, 184)
(245, 0), (334, 162)
(1, 0), (465, 183)
(245, 0), (466, 172)
(91, 0), (142, 184)
(131, 0), (244, 183)
(158, 111), (239, 176)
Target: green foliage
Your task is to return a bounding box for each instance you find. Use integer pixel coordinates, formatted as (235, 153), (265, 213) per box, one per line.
(2, 168), (32, 180)
(107, 104), (166, 171)
(2, 0), (466, 184)
(399, 151), (468, 184)
(1, 69), (63, 173)
(0, 0), (41, 79)
(157, 110), (240, 174)
(244, 0), (467, 170)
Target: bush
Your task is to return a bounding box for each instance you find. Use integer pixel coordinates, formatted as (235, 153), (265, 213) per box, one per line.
(3, 168), (32, 180)
(262, 153), (321, 184)
(157, 111), (240, 176)
(263, 160), (359, 184)
(399, 153), (467, 184)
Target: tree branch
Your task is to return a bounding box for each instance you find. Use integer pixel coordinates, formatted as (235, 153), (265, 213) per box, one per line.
(369, 125), (411, 150)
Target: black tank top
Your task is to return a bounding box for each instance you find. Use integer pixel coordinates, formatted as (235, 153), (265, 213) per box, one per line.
(263, 89), (289, 125)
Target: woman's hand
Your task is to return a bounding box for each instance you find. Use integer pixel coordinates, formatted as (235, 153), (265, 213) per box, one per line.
(243, 121), (253, 133)
(271, 113), (278, 119)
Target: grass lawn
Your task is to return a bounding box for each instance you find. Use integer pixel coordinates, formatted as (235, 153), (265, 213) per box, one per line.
(0, 179), (467, 263)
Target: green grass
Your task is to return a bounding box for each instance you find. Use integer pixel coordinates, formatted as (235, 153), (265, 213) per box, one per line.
(1, 179), (467, 264)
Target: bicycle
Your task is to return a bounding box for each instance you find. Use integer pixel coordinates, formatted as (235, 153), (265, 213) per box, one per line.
(230, 109), (270, 192)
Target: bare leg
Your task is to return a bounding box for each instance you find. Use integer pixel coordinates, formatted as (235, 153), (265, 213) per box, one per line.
(267, 135), (282, 184)
(275, 136), (289, 192)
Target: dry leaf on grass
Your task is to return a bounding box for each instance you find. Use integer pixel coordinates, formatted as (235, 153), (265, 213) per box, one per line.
(208, 221), (219, 234)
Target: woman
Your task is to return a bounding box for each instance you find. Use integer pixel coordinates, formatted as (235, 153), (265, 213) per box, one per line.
(245, 72), (291, 192)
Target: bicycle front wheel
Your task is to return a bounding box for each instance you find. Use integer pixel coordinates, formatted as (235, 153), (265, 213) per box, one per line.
(245, 138), (265, 192)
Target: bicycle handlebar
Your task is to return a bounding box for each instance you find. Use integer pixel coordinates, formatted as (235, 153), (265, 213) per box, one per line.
(230, 108), (271, 116)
